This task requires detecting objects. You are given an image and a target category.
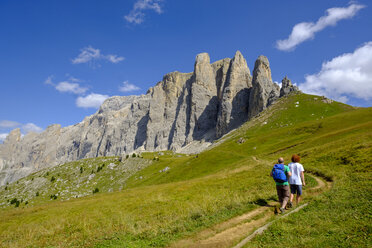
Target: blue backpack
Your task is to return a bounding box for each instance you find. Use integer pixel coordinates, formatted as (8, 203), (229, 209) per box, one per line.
(272, 164), (288, 183)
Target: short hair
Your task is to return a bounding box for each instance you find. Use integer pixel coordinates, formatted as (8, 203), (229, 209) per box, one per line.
(278, 157), (284, 163)
(291, 154), (300, 163)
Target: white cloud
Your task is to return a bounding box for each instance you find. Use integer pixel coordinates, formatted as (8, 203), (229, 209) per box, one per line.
(55, 81), (88, 94)
(119, 81), (141, 92)
(72, 46), (101, 64)
(0, 133), (8, 143)
(124, 0), (163, 24)
(45, 75), (88, 95)
(72, 46), (124, 65)
(276, 3), (365, 51)
(76, 93), (110, 108)
(105, 54), (125, 64)
(299, 42), (372, 103)
(22, 123), (43, 133)
(44, 75), (54, 85)
(0, 120), (21, 128)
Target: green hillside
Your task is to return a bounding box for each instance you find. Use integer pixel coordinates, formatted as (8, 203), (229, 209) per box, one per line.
(0, 93), (371, 248)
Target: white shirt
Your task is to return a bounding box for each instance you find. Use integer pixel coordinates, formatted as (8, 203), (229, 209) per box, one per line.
(288, 162), (304, 185)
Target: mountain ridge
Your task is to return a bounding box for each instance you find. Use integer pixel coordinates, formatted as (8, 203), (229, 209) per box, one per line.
(0, 51), (298, 186)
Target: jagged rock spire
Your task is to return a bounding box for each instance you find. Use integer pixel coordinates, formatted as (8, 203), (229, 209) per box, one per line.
(248, 55), (280, 118)
(216, 50), (252, 137)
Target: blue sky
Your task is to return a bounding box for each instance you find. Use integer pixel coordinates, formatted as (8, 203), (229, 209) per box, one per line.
(1, 0), (371, 141)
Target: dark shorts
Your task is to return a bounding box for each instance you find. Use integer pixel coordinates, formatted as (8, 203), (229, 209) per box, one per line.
(290, 184), (302, 196)
(276, 185), (290, 203)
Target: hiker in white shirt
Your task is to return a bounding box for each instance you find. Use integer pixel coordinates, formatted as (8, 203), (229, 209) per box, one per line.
(288, 154), (305, 207)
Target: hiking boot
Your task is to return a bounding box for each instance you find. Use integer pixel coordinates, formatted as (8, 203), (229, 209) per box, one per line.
(279, 207), (285, 214)
(288, 202), (293, 208)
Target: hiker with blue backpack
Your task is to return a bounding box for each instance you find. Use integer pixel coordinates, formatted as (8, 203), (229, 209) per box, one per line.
(271, 157), (291, 214)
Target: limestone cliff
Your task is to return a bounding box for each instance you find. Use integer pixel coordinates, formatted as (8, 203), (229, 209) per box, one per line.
(0, 51), (297, 185)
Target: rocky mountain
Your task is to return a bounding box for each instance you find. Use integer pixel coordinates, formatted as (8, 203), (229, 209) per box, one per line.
(0, 51), (298, 185)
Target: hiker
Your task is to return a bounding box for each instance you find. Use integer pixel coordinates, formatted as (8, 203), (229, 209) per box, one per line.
(271, 157), (291, 214)
(288, 154), (305, 207)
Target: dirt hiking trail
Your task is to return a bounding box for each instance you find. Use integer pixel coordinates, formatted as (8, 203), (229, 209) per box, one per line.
(169, 157), (332, 248)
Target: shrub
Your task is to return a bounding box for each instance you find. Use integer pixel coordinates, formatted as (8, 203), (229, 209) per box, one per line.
(36, 192), (39, 197)
(126, 155), (129, 159)
(132, 153), (136, 158)
(80, 167), (83, 174)
(10, 198), (20, 208)
(50, 194), (57, 200)
(93, 187), (99, 194)
(4, 186), (7, 190)
(97, 164), (105, 173)
(50, 176), (56, 182)
(25, 201), (28, 205)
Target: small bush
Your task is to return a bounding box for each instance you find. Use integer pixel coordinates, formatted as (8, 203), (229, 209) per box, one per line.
(36, 192), (39, 197)
(4, 186), (7, 190)
(46, 172), (49, 176)
(93, 188), (99, 194)
(10, 198), (20, 208)
(132, 153), (136, 158)
(80, 167), (83, 174)
(50, 176), (56, 182)
(126, 155), (129, 159)
(97, 164), (105, 173)
(25, 201), (28, 205)
(50, 194), (57, 200)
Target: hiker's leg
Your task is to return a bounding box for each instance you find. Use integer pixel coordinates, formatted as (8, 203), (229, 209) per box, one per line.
(289, 185), (296, 204)
(281, 185), (290, 209)
(296, 185), (303, 204)
(276, 185), (282, 205)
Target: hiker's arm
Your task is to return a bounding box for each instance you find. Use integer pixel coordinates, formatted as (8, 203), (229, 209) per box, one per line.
(287, 171), (292, 177)
(301, 171), (306, 186)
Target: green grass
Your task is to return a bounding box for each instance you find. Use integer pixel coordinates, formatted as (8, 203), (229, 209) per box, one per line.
(0, 93), (370, 247)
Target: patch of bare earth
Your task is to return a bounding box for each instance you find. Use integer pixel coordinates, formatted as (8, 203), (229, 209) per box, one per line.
(171, 207), (272, 248)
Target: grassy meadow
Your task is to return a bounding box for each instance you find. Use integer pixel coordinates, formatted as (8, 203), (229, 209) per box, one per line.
(0, 93), (371, 247)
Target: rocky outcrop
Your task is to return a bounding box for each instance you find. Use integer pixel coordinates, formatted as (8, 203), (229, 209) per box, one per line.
(280, 76), (299, 97)
(248, 56), (280, 119)
(0, 51), (298, 185)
